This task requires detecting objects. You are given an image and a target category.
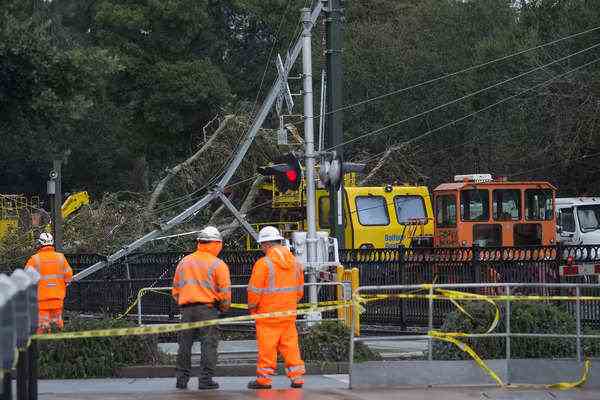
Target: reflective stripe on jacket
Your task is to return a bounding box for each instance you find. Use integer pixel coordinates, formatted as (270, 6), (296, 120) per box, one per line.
(172, 243), (231, 309)
(247, 245), (304, 319)
(25, 246), (73, 303)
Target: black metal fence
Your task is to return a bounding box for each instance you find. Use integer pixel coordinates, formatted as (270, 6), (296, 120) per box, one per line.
(64, 245), (600, 328)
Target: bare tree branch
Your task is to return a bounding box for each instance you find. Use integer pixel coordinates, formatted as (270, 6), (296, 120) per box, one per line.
(145, 115), (234, 218)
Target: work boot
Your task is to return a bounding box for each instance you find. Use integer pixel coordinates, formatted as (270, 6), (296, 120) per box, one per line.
(175, 377), (188, 390)
(290, 378), (304, 388)
(247, 380), (272, 389)
(198, 378), (219, 390)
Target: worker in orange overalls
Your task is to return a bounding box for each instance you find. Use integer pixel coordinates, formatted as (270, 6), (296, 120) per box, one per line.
(24, 232), (73, 333)
(247, 226), (305, 389)
(172, 226), (231, 390)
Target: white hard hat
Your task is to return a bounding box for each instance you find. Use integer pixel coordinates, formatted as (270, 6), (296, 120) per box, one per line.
(257, 226), (284, 243)
(38, 232), (54, 246)
(197, 226), (222, 242)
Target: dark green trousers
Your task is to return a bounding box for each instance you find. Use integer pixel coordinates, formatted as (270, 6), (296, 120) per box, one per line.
(175, 304), (219, 383)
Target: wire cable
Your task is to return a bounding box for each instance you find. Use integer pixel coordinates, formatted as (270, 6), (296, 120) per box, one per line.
(326, 42), (600, 152)
(312, 24), (600, 120)
(353, 55), (600, 170)
(510, 152), (600, 178)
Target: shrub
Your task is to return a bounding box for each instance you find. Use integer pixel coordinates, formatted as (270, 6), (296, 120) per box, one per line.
(299, 321), (381, 362)
(432, 301), (579, 360)
(38, 313), (163, 378)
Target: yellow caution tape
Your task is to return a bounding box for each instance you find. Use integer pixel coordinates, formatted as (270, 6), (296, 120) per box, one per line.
(547, 359), (590, 390)
(116, 287), (352, 320)
(428, 330), (504, 387)
(430, 330), (591, 390)
(424, 285), (591, 390)
(32, 302), (350, 341)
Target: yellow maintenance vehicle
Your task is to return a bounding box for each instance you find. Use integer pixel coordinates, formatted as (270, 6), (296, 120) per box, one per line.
(0, 195), (42, 240)
(247, 172), (434, 250)
(60, 191), (90, 219)
(0, 191), (90, 241)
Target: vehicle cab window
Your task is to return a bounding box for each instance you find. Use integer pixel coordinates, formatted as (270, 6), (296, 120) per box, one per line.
(473, 224), (502, 247)
(394, 196), (427, 224)
(514, 223), (542, 245)
(493, 189), (521, 221)
(576, 205), (600, 233)
(525, 189), (553, 220)
(461, 189), (489, 221)
(355, 196), (389, 226)
(436, 194), (456, 227)
(558, 207), (576, 233)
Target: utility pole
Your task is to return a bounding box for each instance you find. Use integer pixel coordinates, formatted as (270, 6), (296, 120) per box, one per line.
(301, 7), (319, 309)
(326, 0), (345, 247)
(52, 159), (63, 251)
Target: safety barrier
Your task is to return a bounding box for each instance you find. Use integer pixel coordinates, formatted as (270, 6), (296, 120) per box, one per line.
(0, 268), (40, 400)
(348, 282), (600, 389)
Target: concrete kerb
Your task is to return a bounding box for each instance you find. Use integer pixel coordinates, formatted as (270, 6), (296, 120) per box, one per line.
(116, 362), (349, 378)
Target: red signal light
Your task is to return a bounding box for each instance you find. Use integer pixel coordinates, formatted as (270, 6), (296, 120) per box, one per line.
(286, 170), (298, 182)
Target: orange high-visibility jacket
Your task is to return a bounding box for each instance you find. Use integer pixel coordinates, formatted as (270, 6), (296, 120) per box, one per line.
(172, 242), (231, 310)
(25, 246), (73, 308)
(248, 245), (304, 320)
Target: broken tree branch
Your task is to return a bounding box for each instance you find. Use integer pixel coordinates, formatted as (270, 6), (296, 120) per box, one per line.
(145, 115), (234, 218)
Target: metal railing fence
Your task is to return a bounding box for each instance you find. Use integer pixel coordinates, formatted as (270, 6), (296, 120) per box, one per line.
(349, 282), (600, 386)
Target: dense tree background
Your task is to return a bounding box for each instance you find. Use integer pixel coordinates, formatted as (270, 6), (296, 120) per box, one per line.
(2, 0), (600, 208)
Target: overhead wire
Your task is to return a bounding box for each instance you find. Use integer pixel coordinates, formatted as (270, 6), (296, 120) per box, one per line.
(353, 54), (600, 169)
(509, 152), (600, 178)
(310, 24), (600, 121)
(325, 41), (600, 152)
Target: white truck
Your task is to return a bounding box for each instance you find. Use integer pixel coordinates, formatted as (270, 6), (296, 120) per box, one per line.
(556, 197), (600, 245)
(556, 198), (600, 277)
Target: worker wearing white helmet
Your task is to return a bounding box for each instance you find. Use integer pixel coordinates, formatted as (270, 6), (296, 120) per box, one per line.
(172, 225), (231, 390)
(247, 226), (305, 389)
(24, 232), (73, 333)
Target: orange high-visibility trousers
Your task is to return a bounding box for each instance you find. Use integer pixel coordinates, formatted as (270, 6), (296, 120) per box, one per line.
(38, 309), (64, 333)
(256, 320), (305, 386)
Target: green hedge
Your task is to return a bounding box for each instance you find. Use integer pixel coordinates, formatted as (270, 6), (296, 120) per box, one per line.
(38, 314), (163, 379)
(300, 321), (381, 362)
(432, 301), (585, 360)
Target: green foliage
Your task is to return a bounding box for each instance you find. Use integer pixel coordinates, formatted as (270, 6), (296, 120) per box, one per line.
(432, 301), (584, 360)
(38, 314), (163, 379)
(299, 321), (381, 363)
(3, 0), (600, 196)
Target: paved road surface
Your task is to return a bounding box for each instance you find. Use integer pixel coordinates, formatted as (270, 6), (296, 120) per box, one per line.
(35, 376), (600, 400)
(158, 339), (428, 362)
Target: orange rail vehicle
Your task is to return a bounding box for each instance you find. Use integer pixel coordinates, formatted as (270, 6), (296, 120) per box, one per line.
(433, 174), (557, 247)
